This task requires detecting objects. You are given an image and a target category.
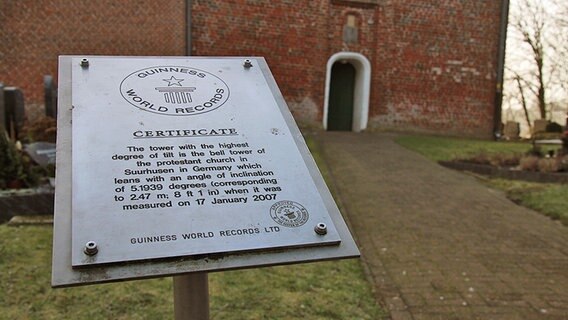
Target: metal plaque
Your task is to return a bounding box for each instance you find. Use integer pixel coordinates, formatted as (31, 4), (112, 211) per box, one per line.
(70, 57), (341, 267)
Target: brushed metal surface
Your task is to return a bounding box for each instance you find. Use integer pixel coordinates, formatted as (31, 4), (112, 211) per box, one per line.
(52, 56), (359, 287)
(70, 57), (340, 266)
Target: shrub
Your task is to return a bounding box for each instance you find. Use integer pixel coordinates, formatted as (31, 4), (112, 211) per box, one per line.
(20, 117), (57, 143)
(560, 155), (568, 172)
(0, 133), (48, 189)
(519, 156), (540, 171)
(0, 133), (26, 189)
(490, 153), (521, 167)
(537, 158), (561, 173)
(462, 152), (491, 165)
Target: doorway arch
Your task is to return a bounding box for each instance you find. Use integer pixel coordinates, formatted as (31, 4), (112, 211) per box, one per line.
(323, 52), (371, 132)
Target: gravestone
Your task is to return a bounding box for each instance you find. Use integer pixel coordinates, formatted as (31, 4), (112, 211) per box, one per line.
(44, 75), (58, 118)
(4, 87), (26, 140)
(545, 122), (563, 133)
(503, 121), (520, 140)
(24, 142), (56, 166)
(0, 83), (5, 134)
(533, 119), (548, 134)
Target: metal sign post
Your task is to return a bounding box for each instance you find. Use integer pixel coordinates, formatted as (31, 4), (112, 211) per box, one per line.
(173, 273), (209, 320)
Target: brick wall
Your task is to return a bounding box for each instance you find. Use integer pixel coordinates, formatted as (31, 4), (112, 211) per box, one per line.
(0, 0), (186, 110)
(0, 0), (503, 137)
(192, 0), (502, 137)
(191, 0), (331, 124)
(371, 1), (501, 137)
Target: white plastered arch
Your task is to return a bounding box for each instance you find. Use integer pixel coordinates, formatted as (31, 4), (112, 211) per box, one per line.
(323, 52), (371, 132)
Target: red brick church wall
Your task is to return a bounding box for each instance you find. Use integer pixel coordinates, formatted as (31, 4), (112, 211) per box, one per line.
(372, 1), (501, 137)
(0, 0), (502, 137)
(0, 1), (186, 111)
(191, 0), (332, 124)
(192, 0), (502, 137)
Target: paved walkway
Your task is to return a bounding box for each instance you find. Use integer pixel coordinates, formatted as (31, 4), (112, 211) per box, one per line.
(315, 132), (568, 320)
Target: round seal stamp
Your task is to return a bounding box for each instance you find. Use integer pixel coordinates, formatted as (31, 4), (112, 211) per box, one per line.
(119, 65), (230, 116)
(270, 201), (309, 228)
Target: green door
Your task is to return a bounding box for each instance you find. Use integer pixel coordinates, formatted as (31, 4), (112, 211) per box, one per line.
(328, 62), (355, 131)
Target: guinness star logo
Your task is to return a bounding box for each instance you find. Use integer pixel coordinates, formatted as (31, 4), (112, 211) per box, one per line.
(163, 76), (184, 86)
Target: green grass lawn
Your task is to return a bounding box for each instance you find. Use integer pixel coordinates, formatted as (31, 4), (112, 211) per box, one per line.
(0, 136), (385, 320)
(396, 135), (568, 225)
(0, 225), (383, 320)
(394, 135), (533, 161)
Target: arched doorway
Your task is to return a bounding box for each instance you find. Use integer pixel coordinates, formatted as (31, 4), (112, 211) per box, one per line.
(328, 62), (356, 131)
(323, 52), (371, 132)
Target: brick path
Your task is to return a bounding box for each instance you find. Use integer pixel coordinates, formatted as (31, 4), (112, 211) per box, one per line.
(315, 132), (568, 320)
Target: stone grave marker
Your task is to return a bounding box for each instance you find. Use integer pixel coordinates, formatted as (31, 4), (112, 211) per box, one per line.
(0, 83), (5, 134)
(44, 75), (58, 118)
(533, 119), (549, 134)
(503, 121), (520, 140)
(4, 87), (26, 140)
(24, 142), (56, 166)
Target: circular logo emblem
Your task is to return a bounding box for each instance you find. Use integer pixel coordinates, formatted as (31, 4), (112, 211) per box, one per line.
(119, 66), (230, 116)
(270, 201), (309, 228)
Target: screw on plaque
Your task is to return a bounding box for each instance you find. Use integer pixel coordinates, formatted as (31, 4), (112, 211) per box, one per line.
(80, 58), (89, 68)
(243, 59), (253, 68)
(84, 241), (98, 256)
(314, 222), (327, 235)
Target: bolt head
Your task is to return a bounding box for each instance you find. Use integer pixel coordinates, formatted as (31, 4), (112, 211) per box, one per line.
(84, 241), (98, 255)
(314, 222), (328, 235)
(80, 58), (89, 68)
(243, 59), (253, 68)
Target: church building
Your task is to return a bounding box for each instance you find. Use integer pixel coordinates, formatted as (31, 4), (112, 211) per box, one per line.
(0, 0), (508, 137)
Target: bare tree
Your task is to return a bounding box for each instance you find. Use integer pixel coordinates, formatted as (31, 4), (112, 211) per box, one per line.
(514, 73), (532, 131)
(504, 0), (567, 122)
(554, 1), (568, 98)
